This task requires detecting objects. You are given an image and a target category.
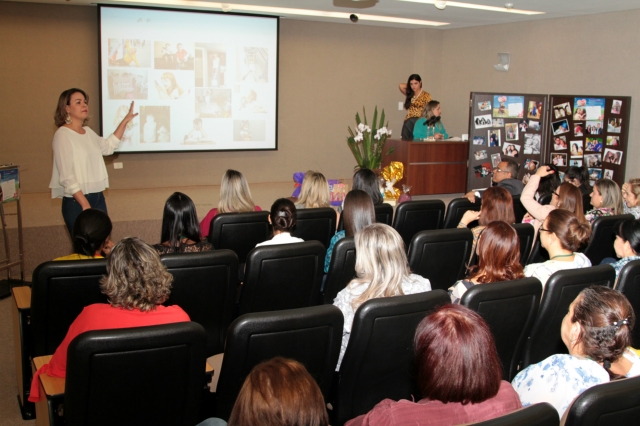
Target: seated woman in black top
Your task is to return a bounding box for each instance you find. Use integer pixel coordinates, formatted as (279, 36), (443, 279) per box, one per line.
(154, 192), (213, 254)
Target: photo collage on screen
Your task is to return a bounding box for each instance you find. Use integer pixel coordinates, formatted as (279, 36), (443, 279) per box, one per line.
(471, 95), (544, 186)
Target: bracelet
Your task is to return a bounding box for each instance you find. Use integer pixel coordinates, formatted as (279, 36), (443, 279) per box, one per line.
(458, 221), (467, 227)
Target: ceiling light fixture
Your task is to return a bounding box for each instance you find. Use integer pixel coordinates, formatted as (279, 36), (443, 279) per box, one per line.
(434, 1), (446, 10)
(110, 0), (449, 26)
(398, 0), (544, 15)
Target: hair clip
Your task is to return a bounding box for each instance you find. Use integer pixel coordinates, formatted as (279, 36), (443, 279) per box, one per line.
(277, 211), (287, 217)
(612, 318), (629, 329)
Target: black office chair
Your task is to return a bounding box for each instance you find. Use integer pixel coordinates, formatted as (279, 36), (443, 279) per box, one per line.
(583, 214), (634, 266)
(337, 203), (394, 231)
(407, 228), (473, 291)
(161, 250), (238, 356)
(323, 237), (356, 304)
(512, 195), (527, 224)
(443, 197), (481, 229)
(238, 241), (325, 316)
(582, 192), (593, 212)
(564, 375), (640, 426)
(208, 211), (270, 263)
(526, 231), (549, 265)
(471, 403), (559, 426)
(512, 223), (535, 264)
(460, 278), (542, 381)
(392, 200), (446, 249)
(215, 305), (343, 421)
(333, 290), (450, 426)
(294, 207), (337, 249)
(60, 322), (206, 426)
(538, 192), (553, 206)
(615, 260), (640, 347)
(521, 265), (616, 369)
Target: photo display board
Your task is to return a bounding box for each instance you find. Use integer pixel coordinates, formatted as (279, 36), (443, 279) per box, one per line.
(466, 93), (548, 192)
(547, 95), (631, 187)
(99, 5), (279, 153)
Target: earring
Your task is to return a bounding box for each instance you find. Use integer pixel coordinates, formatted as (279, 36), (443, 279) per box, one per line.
(65, 114), (72, 125)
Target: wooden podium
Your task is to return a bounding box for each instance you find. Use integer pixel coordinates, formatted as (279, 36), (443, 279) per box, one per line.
(382, 139), (468, 195)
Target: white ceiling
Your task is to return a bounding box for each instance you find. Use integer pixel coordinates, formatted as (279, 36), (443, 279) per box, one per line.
(12, 0), (640, 29)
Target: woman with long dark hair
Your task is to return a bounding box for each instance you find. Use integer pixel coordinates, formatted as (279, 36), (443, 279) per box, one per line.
(55, 208), (114, 260)
(449, 221), (524, 303)
(399, 74), (432, 139)
(352, 168), (383, 205)
(154, 192), (213, 254)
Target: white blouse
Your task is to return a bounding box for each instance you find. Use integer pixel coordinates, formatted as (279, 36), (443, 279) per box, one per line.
(333, 274), (432, 370)
(524, 253), (591, 288)
(49, 126), (121, 198)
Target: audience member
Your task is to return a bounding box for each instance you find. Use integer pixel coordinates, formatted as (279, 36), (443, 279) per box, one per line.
(333, 223), (431, 369)
(154, 192), (213, 254)
(200, 169), (261, 238)
(622, 179), (640, 219)
(55, 208), (113, 260)
(347, 305), (522, 426)
(458, 186), (515, 261)
(585, 179), (623, 224)
(512, 286), (638, 418)
(352, 168), (383, 206)
(29, 237), (190, 402)
(198, 357), (329, 426)
(564, 166), (592, 196)
(295, 171), (331, 209)
(463, 158), (523, 201)
(521, 166), (584, 232)
(601, 219), (640, 282)
(325, 190), (375, 274)
(449, 221), (524, 303)
(535, 163), (561, 200)
(524, 210), (591, 288)
(256, 198), (303, 246)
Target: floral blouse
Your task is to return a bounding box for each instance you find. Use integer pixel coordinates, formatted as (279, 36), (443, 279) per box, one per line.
(624, 203), (640, 219)
(512, 354), (609, 418)
(584, 207), (615, 224)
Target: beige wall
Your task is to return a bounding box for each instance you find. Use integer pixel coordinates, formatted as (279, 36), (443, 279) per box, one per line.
(0, 2), (440, 194)
(1, 1), (638, 196)
(438, 10), (640, 180)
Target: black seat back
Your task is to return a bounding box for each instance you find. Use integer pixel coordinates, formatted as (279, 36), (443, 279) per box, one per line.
(583, 214), (634, 265)
(293, 207), (337, 249)
(239, 241), (325, 316)
(615, 259), (640, 347)
(582, 192), (593, 212)
(216, 305), (343, 421)
(538, 192), (553, 206)
(443, 197), (481, 229)
(407, 228), (473, 291)
(209, 211), (270, 263)
(460, 278), (542, 381)
(392, 200), (446, 248)
(161, 250), (238, 356)
(65, 322), (206, 426)
(513, 223), (535, 264)
(472, 403), (559, 426)
(323, 237), (356, 304)
(526, 231), (550, 265)
(335, 290), (450, 426)
(31, 259), (108, 356)
(521, 265), (615, 369)
(564, 375), (640, 426)
(512, 195), (527, 224)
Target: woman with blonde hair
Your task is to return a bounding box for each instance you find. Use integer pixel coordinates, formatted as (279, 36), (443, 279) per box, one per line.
(200, 169), (261, 238)
(333, 223), (431, 369)
(29, 237), (190, 403)
(295, 171), (331, 209)
(413, 100), (448, 140)
(585, 178), (624, 224)
(622, 179), (640, 219)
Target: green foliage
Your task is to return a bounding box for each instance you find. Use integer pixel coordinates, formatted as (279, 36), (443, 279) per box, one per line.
(346, 107), (393, 170)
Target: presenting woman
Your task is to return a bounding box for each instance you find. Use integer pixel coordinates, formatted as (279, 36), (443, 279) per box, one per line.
(413, 100), (448, 140)
(399, 74), (432, 140)
(50, 88), (137, 235)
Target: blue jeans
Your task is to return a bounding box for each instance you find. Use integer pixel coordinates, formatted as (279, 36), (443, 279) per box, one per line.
(61, 192), (108, 236)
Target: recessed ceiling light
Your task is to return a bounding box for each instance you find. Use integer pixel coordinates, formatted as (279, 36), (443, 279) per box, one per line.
(398, 0), (544, 15)
(110, 0), (450, 26)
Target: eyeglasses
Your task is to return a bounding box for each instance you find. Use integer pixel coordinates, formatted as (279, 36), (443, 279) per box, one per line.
(539, 227), (551, 233)
(552, 191), (559, 197)
(493, 168), (507, 173)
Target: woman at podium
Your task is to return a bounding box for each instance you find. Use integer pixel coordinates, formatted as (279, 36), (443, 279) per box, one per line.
(412, 100), (448, 140)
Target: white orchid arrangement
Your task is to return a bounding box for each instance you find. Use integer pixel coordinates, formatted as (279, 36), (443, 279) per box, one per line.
(347, 107), (393, 170)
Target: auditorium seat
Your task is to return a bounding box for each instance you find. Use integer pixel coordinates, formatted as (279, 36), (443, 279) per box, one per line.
(392, 200), (446, 249)
(323, 237), (356, 304)
(512, 223), (535, 264)
(294, 207), (337, 249)
(537, 192), (552, 206)
(525, 231), (549, 265)
(471, 403), (559, 426)
(442, 197), (481, 229)
(511, 195), (527, 224)
(208, 211), (270, 263)
(614, 259), (640, 347)
(583, 214), (634, 265)
(337, 203), (394, 232)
